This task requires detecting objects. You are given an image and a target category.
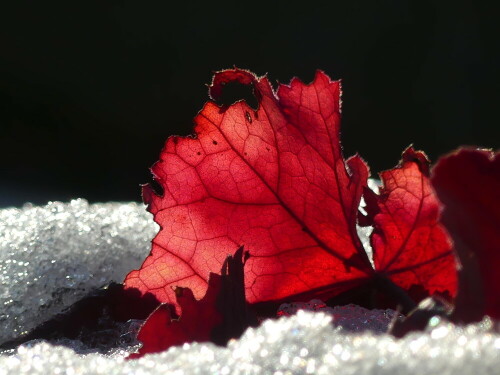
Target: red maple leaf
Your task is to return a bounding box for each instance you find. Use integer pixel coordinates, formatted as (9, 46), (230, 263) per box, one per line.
(124, 69), (457, 312)
(432, 149), (500, 322)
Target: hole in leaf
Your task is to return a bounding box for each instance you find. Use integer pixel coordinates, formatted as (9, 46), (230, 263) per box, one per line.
(148, 179), (164, 197)
(214, 81), (258, 110)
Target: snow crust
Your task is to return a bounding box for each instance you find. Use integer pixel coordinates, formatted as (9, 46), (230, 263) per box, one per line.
(0, 199), (157, 343)
(2, 312), (500, 375)
(1, 199), (500, 374)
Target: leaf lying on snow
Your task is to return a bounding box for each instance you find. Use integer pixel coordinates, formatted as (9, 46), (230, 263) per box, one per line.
(128, 277), (222, 359)
(124, 68), (457, 315)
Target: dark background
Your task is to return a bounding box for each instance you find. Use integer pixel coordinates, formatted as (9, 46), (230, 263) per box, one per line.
(0, 0), (497, 208)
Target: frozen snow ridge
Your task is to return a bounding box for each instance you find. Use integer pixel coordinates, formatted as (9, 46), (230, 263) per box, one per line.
(1, 312), (500, 375)
(0, 199), (157, 344)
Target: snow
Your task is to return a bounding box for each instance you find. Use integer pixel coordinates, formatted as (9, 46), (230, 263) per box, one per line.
(0, 199), (157, 343)
(1, 199), (500, 374)
(1, 312), (499, 375)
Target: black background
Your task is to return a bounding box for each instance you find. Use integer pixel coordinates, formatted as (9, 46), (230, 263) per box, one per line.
(0, 0), (497, 207)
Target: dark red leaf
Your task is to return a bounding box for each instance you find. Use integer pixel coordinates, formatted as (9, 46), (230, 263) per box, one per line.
(129, 273), (223, 358)
(129, 247), (255, 358)
(212, 247), (258, 345)
(431, 148), (500, 322)
(124, 69), (457, 313)
(366, 147), (458, 300)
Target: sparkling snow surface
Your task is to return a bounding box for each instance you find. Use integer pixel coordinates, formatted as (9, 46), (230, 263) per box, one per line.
(1, 199), (500, 375)
(0, 199), (158, 343)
